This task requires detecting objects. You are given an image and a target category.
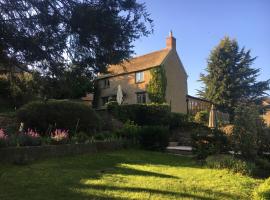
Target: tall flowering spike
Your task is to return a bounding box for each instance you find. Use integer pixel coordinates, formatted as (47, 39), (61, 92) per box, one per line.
(0, 129), (8, 140)
(51, 129), (69, 142)
(24, 129), (40, 138)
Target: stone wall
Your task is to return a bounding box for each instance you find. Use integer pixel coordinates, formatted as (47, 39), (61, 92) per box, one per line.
(0, 141), (123, 164)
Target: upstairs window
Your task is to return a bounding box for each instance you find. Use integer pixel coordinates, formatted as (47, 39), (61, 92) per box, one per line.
(136, 92), (146, 104)
(103, 79), (110, 88)
(135, 71), (144, 83)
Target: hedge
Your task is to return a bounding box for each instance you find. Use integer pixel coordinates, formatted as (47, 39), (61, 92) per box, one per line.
(17, 100), (101, 135)
(107, 102), (171, 126)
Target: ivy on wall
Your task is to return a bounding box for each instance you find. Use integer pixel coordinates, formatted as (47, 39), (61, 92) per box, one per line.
(147, 65), (167, 103)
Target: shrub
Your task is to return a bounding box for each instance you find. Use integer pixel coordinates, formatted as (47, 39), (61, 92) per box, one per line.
(115, 120), (140, 142)
(191, 126), (229, 159)
(17, 100), (101, 135)
(72, 132), (91, 144)
(107, 103), (170, 126)
(93, 131), (117, 141)
(194, 110), (209, 126)
(168, 112), (188, 130)
(0, 128), (9, 147)
(137, 126), (169, 151)
(50, 129), (69, 145)
(232, 104), (265, 159)
(253, 177), (270, 200)
(206, 154), (256, 176)
(18, 129), (42, 146)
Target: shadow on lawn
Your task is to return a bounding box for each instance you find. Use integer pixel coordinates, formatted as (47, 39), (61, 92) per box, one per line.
(0, 150), (244, 200)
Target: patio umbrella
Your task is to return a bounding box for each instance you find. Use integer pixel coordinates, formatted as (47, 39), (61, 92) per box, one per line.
(116, 85), (123, 105)
(208, 104), (217, 128)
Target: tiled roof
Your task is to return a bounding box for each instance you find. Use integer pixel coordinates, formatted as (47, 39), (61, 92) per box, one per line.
(98, 49), (171, 79)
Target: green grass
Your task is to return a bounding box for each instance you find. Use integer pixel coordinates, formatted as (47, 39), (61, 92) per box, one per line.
(0, 150), (263, 200)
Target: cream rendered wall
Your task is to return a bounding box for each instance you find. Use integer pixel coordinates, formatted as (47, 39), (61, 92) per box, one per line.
(97, 70), (152, 107)
(163, 50), (188, 113)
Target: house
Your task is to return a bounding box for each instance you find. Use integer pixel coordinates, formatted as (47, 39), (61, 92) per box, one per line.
(95, 32), (188, 113)
(262, 97), (270, 127)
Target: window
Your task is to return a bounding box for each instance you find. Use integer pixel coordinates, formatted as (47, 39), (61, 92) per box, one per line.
(103, 79), (110, 88)
(135, 71), (144, 83)
(136, 92), (146, 104)
(102, 97), (109, 106)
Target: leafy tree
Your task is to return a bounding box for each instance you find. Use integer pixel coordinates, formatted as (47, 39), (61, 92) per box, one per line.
(147, 65), (167, 103)
(0, 0), (153, 77)
(198, 37), (269, 119)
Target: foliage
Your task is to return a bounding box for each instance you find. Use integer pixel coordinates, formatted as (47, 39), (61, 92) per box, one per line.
(137, 126), (169, 150)
(258, 128), (270, 155)
(147, 65), (167, 103)
(115, 120), (140, 142)
(18, 129), (42, 146)
(17, 100), (101, 135)
(253, 177), (270, 200)
(37, 70), (94, 99)
(0, 73), (39, 107)
(191, 126), (229, 159)
(50, 129), (69, 145)
(0, 0), (152, 78)
(93, 131), (117, 141)
(206, 154), (256, 176)
(232, 104), (265, 159)
(72, 132), (91, 144)
(194, 110), (209, 126)
(0, 150), (260, 200)
(107, 103), (171, 126)
(168, 112), (188, 130)
(198, 37), (269, 120)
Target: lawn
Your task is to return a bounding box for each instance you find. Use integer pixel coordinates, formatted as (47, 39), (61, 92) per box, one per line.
(0, 150), (262, 200)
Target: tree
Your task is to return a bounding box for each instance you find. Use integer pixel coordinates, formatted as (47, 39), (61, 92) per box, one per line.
(0, 0), (153, 77)
(198, 37), (269, 119)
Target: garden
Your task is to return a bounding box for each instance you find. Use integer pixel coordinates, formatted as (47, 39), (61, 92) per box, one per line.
(0, 100), (269, 199)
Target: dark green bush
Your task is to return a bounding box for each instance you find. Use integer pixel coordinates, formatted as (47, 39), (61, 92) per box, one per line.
(137, 126), (169, 151)
(72, 132), (91, 144)
(115, 121), (140, 142)
(253, 177), (270, 200)
(93, 131), (117, 141)
(206, 154), (256, 176)
(17, 100), (101, 136)
(191, 125), (229, 159)
(168, 112), (188, 130)
(18, 134), (42, 146)
(107, 103), (170, 126)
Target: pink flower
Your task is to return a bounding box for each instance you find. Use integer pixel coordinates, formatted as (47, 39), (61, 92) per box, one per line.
(23, 129), (40, 138)
(51, 129), (69, 141)
(0, 129), (8, 140)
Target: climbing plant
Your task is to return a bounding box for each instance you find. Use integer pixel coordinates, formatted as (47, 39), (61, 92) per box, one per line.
(147, 65), (167, 103)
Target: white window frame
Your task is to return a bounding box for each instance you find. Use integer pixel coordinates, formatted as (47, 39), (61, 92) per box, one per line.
(135, 71), (144, 83)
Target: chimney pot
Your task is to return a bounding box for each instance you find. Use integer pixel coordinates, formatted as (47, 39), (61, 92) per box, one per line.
(166, 31), (176, 50)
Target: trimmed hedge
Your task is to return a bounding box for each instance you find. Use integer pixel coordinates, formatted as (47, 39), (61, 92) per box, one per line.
(107, 102), (171, 126)
(17, 100), (101, 135)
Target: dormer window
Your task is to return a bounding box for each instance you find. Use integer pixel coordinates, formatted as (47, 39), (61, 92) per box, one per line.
(103, 79), (110, 88)
(135, 71), (144, 83)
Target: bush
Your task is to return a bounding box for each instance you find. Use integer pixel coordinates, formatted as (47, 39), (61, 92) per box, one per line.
(72, 132), (91, 144)
(93, 131), (117, 141)
(191, 126), (229, 159)
(194, 110), (209, 125)
(17, 100), (101, 135)
(253, 177), (270, 200)
(137, 126), (169, 151)
(107, 103), (171, 126)
(114, 121), (140, 142)
(206, 154), (256, 176)
(18, 129), (42, 146)
(168, 112), (188, 130)
(232, 104), (265, 159)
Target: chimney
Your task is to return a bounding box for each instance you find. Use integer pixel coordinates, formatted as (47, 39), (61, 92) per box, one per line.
(166, 31), (176, 50)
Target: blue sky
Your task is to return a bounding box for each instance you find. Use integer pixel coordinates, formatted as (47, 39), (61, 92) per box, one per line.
(132, 0), (270, 96)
